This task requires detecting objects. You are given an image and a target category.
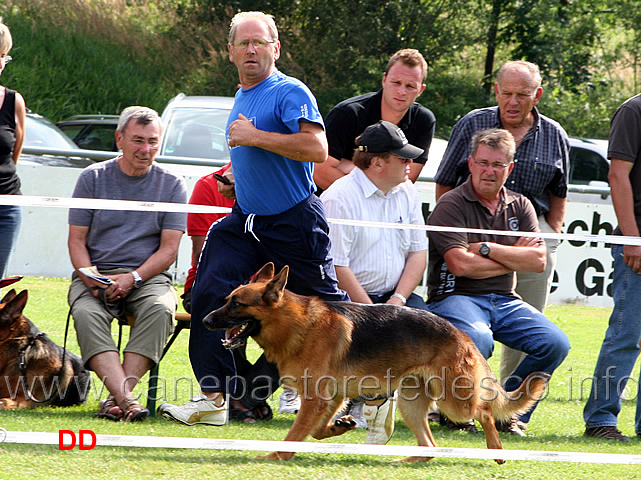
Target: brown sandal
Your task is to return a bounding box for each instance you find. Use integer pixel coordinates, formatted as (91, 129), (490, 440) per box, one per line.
(96, 396), (124, 421)
(120, 397), (149, 422)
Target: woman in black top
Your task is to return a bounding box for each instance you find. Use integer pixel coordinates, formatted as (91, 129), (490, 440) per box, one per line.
(0, 22), (26, 279)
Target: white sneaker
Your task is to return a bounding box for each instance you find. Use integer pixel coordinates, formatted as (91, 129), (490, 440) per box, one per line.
(363, 395), (396, 444)
(333, 399), (368, 429)
(278, 387), (301, 414)
(158, 393), (227, 426)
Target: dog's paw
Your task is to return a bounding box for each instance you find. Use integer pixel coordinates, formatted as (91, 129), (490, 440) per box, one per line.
(395, 455), (434, 463)
(334, 414), (357, 428)
(256, 451), (294, 461)
(0, 398), (17, 410)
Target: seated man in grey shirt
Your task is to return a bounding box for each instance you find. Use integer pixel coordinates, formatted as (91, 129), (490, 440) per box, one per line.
(67, 106), (187, 422)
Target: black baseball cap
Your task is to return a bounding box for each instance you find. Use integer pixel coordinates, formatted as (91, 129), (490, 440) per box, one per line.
(356, 120), (424, 159)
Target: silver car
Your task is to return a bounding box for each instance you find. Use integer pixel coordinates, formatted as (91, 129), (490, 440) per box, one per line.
(20, 112), (92, 168)
(160, 94), (234, 161)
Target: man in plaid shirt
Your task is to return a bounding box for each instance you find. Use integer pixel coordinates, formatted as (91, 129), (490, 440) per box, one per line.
(434, 60), (570, 436)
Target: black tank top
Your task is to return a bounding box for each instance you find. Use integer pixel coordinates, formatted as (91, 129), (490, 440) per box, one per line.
(0, 88), (21, 195)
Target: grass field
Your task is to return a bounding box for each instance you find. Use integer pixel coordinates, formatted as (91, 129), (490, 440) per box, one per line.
(1, 276), (640, 480)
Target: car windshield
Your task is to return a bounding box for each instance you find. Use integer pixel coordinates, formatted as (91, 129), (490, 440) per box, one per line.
(161, 108), (230, 160)
(25, 115), (78, 150)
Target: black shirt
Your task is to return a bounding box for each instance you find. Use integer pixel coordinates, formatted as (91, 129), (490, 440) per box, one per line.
(0, 88), (21, 195)
(325, 89), (435, 165)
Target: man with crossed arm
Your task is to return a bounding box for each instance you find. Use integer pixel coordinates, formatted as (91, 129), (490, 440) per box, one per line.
(426, 128), (570, 434)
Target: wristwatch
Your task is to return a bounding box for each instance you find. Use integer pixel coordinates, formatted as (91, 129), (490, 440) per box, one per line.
(131, 270), (143, 289)
(479, 242), (491, 259)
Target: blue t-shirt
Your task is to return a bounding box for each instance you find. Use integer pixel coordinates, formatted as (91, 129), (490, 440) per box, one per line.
(227, 70), (324, 216)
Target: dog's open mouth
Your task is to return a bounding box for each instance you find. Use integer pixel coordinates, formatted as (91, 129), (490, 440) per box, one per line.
(222, 323), (250, 350)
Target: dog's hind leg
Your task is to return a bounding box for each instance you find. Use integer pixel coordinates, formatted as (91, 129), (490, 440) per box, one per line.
(475, 403), (505, 465)
(396, 384), (436, 462)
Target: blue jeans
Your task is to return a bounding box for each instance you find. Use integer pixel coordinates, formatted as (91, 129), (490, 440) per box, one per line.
(583, 244), (641, 434)
(427, 293), (570, 423)
(0, 205), (22, 279)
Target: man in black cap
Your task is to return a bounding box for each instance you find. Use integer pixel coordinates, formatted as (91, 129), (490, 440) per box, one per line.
(320, 120), (429, 445)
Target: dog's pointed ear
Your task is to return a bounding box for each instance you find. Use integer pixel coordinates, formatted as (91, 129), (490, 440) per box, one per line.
(263, 265), (288, 304)
(1, 288), (17, 305)
(0, 290), (27, 323)
(251, 263), (275, 284)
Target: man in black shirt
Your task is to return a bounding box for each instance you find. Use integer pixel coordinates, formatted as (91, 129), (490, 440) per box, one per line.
(314, 49), (435, 190)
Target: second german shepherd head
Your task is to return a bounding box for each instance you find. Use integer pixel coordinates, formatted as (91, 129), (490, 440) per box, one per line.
(203, 263), (288, 349)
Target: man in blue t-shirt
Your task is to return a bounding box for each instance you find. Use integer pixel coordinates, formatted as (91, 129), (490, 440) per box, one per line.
(159, 11), (349, 427)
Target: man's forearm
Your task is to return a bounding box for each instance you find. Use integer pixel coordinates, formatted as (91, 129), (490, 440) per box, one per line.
(444, 248), (512, 279)
(481, 242), (546, 273)
(435, 184), (453, 201)
(335, 266), (372, 304)
(545, 193), (566, 232)
(393, 251), (427, 298)
(313, 156), (346, 190)
(251, 128), (328, 164)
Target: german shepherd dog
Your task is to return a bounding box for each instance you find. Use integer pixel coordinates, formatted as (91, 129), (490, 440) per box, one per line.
(0, 289), (90, 409)
(203, 263), (549, 463)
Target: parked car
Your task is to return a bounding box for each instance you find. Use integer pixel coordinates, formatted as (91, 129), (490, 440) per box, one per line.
(567, 137), (609, 186)
(20, 111), (93, 168)
(56, 114), (119, 151)
(160, 94), (234, 160)
(417, 137), (449, 181)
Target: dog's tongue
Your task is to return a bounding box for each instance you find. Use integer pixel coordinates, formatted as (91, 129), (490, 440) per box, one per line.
(222, 324), (247, 349)
(229, 325), (244, 338)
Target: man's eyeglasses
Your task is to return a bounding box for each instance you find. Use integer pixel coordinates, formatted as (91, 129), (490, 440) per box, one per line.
(472, 159), (510, 171)
(232, 38), (276, 50)
(126, 135), (160, 150)
(1, 56), (12, 66)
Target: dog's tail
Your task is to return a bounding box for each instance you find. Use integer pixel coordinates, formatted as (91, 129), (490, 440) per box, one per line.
(488, 372), (550, 422)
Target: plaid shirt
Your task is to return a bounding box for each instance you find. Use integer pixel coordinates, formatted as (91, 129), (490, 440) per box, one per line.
(434, 106), (570, 216)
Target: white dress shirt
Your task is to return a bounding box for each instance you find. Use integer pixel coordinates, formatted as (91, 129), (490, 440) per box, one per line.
(321, 168), (428, 296)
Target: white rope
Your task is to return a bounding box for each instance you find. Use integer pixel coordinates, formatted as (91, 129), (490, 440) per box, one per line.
(3, 431), (640, 464)
(0, 194), (636, 246)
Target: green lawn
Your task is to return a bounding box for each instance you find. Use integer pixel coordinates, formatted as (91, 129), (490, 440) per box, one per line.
(0, 277), (640, 480)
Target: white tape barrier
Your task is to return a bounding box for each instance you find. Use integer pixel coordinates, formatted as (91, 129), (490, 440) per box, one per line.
(0, 194), (232, 215)
(1, 194), (640, 247)
(3, 431), (641, 464)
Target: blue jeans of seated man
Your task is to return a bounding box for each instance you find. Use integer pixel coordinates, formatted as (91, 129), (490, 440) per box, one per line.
(427, 293), (570, 423)
(583, 244), (641, 434)
(0, 205), (22, 279)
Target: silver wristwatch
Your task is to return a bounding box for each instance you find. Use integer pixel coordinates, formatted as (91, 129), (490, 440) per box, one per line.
(131, 270), (143, 289)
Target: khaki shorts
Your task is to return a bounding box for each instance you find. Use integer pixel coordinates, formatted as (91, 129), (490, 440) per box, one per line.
(68, 269), (176, 369)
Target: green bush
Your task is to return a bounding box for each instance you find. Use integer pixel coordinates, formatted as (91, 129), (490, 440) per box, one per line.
(0, 0), (638, 139)
(1, 0), (180, 120)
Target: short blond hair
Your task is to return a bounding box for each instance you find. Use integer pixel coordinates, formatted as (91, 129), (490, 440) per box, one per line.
(471, 129), (516, 163)
(0, 22), (13, 54)
(228, 11), (278, 44)
(385, 49), (428, 83)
